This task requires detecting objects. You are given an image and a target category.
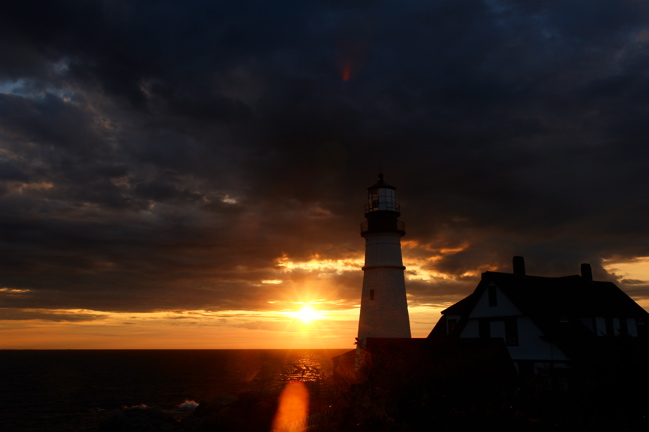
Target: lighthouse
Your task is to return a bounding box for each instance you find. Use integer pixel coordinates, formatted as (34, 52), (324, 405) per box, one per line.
(356, 173), (411, 349)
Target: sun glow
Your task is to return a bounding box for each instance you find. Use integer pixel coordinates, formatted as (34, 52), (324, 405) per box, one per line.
(294, 305), (323, 324)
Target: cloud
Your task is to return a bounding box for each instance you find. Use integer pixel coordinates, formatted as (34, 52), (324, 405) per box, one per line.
(0, 308), (104, 322)
(1, 0), (649, 321)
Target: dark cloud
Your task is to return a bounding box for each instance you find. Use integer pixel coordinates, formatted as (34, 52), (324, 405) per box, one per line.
(0, 308), (103, 322)
(1, 0), (649, 318)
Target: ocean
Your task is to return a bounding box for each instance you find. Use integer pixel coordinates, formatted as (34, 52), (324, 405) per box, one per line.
(0, 349), (350, 432)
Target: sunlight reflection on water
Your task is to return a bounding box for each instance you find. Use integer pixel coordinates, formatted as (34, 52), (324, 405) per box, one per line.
(244, 350), (334, 393)
(282, 353), (325, 382)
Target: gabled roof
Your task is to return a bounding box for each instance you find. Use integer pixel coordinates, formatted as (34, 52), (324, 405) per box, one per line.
(460, 271), (648, 319)
(430, 271), (649, 359)
(509, 272), (641, 314)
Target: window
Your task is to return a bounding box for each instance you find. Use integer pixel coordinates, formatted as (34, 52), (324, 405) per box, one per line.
(488, 285), (497, 306)
(605, 317), (614, 336)
(479, 318), (518, 345)
(595, 317), (606, 336)
(505, 317), (519, 346)
(619, 317), (629, 336)
(368, 188), (397, 211)
(447, 318), (458, 335)
(479, 319), (491, 338)
(593, 317), (634, 337)
(628, 318), (639, 337)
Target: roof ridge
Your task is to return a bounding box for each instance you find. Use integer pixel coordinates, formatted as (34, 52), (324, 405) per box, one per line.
(484, 271), (582, 280)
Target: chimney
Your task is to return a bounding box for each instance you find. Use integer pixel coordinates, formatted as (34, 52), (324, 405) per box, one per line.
(513, 256), (525, 276)
(581, 263), (593, 282)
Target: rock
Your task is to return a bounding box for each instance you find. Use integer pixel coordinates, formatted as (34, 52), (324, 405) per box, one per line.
(182, 391), (278, 432)
(190, 392), (237, 418)
(98, 407), (181, 432)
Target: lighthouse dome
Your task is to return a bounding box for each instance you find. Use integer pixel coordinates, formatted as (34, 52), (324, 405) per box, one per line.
(367, 172), (396, 191)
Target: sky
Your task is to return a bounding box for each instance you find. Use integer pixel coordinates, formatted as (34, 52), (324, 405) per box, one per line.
(2, 0), (649, 349)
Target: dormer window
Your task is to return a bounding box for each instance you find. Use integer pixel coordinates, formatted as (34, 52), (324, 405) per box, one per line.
(488, 285), (497, 306)
(446, 317), (458, 334)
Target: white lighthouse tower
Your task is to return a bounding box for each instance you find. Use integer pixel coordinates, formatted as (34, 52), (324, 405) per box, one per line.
(356, 173), (411, 349)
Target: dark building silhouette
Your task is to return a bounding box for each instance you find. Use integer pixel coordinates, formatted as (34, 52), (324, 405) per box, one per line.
(429, 256), (649, 380)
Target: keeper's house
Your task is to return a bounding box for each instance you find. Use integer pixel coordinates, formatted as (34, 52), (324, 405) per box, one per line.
(429, 257), (649, 378)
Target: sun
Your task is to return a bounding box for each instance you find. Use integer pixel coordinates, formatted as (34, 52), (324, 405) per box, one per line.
(295, 305), (323, 324)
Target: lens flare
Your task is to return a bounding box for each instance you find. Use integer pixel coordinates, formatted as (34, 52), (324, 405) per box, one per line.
(342, 63), (351, 82)
(272, 381), (309, 432)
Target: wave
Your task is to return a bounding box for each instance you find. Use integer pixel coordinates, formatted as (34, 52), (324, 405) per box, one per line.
(177, 399), (199, 410)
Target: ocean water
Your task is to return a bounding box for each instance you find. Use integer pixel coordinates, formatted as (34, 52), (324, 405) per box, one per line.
(0, 349), (349, 432)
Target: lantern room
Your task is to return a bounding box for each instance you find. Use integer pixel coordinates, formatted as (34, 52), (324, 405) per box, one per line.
(365, 173), (400, 215)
